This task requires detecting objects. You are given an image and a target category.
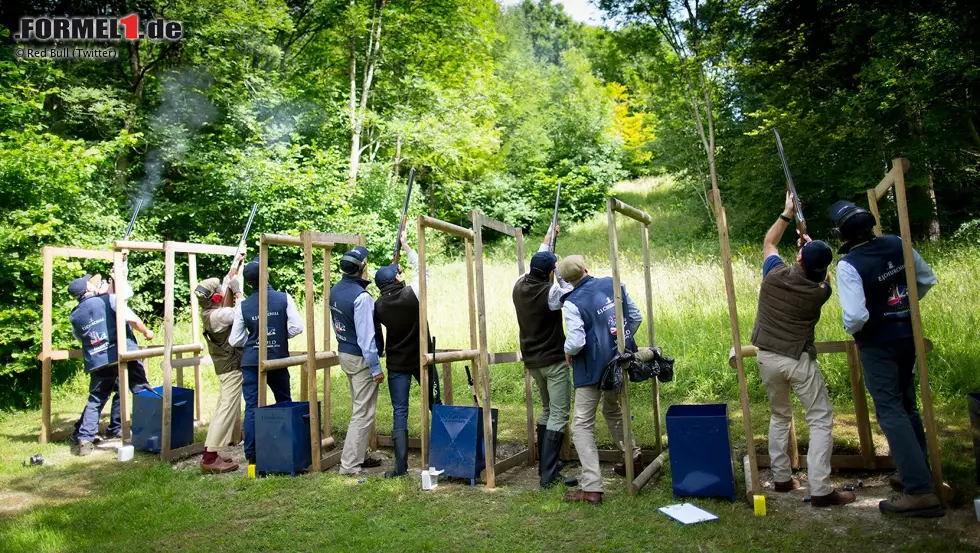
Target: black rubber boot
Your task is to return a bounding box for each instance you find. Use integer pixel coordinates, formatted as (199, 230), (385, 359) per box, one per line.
(536, 424), (547, 478)
(541, 430), (578, 488)
(556, 430), (577, 487)
(384, 429), (409, 478)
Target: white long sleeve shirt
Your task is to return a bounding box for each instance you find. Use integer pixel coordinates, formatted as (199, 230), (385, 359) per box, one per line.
(228, 293), (304, 348)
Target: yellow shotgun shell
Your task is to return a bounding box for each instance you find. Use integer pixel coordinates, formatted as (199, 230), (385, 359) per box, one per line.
(248, 464), (256, 479)
(753, 494), (767, 516)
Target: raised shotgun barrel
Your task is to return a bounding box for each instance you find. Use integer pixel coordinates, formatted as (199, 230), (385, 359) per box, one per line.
(774, 129), (806, 237)
(392, 167), (415, 265)
(549, 182), (562, 252)
(123, 198), (144, 241)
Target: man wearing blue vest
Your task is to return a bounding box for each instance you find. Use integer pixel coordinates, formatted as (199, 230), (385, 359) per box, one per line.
(67, 273), (154, 456)
(230, 259), (305, 464)
(330, 246), (385, 475)
(558, 255), (643, 505)
(831, 200), (941, 517)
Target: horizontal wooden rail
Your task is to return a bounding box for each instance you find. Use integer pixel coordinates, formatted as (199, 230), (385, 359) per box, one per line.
(610, 198), (652, 225)
(308, 231), (364, 246)
(425, 349), (481, 363)
(113, 240), (238, 256)
(261, 234), (334, 249)
(118, 343), (203, 361)
(43, 246), (114, 260)
(872, 158), (910, 200)
(493, 449), (530, 474)
(729, 338), (933, 368)
(475, 213), (519, 237)
(172, 356), (211, 368)
(420, 216), (473, 239)
(261, 350), (339, 371)
(40, 349), (83, 361)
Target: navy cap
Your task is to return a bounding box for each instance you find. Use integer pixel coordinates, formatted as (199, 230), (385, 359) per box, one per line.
(340, 246), (369, 275)
(242, 258), (260, 284)
(829, 200), (859, 227)
(68, 274), (92, 299)
(530, 251), (558, 277)
(801, 240), (833, 281)
(375, 264), (399, 288)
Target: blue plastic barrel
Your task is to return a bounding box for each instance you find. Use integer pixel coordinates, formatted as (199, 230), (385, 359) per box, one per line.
(429, 405), (498, 484)
(132, 386), (194, 453)
(255, 401), (320, 476)
(665, 403), (736, 502)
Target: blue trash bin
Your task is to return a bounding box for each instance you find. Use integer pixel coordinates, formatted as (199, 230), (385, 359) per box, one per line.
(132, 386), (194, 453)
(429, 405), (498, 485)
(255, 401), (320, 476)
(665, 403), (736, 502)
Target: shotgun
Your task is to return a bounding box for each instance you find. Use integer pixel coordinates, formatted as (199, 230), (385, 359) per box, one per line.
(548, 183), (562, 252)
(773, 129), (806, 238)
(392, 167), (415, 265)
(464, 365), (479, 407)
(123, 199), (144, 241)
(216, 204), (257, 299)
(428, 335), (441, 409)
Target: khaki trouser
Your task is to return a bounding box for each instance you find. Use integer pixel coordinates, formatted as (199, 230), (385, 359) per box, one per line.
(527, 361), (572, 432)
(205, 370), (243, 450)
(571, 386), (641, 493)
(338, 352), (380, 474)
(757, 349), (834, 497)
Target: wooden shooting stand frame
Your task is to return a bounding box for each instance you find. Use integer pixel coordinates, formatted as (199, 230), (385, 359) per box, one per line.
(256, 231), (365, 473)
(606, 197), (669, 495)
(112, 239), (238, 461)
(470, 209), (537, 485)
(720, 157), (942, 504)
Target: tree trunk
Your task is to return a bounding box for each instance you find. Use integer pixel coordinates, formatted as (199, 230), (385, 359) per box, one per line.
(346, 0), (387, 190)
(926, 167), (941, 241)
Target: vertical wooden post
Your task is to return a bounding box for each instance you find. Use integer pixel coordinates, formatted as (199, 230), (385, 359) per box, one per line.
(607, 199), (636, 492)
(113, 249), (132, 442)
(302, 232), (322, 471)
(640, 223), (662, 452)
(188, 253), (203, 421)
(867, 189), (883, 237)
(258, 240), (269, 407)
(417, 216), (430, 468)
(41, 248), (53, 444)
(515, 227), (536, 465)
(472, 213), (496, 487)
(161, 242), (176, 461)
(715, 191), (760, 500)
(892, 159), (945, 501)
(322, 248), (332, 439)
(465, 240), (478, 354)
(846, 341), (876, 468)
(176, 351), (184, 388)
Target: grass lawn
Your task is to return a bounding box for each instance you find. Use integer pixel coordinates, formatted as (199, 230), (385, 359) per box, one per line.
(3, 177), (980, 552)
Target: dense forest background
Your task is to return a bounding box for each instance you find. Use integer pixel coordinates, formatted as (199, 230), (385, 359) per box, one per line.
(1, 0), (979, 408)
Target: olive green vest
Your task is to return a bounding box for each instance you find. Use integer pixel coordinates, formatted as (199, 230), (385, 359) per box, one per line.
(751, 263), (830, 360)
(202, 306), (243, 375)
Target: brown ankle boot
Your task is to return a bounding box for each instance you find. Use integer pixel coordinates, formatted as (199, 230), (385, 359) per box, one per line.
(879, 493), (944, 518)
(810, 489), (856, 507)
(564, 490), (603, 505)
(201, 456), (240, 474)
(773, 478), (801, 492)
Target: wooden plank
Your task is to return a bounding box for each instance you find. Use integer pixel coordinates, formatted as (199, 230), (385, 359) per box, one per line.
(641, 222), (663, 452)
(867, 189), (883, 238)
(567, 447), (662, 463)
(188, 253), (203, 421)
(607, 198), (635, 492)
(417, 216), (431, 468)
(262, 233), (336, 249)
(756, 454), (896, 471)
(465, 240), (478, 356)
(425, 349), (480, 363)
(845, 341), (876, 469)
(320, 449), (343, 471)
(376, 435), (423, 449)
(262, 351), (339, 371)
(307, 231), (363, 247)
(611, 197), (653, 225)
(170, 241), (238, 256)
(471, 212), (496, 488)
(632, 450), (669, 493)
(172, 355), (211, 368)
(165, 441), (206, 461)
(420, 215), (473, 239)
(302, 231), (322, 472)
(161, 242), (176, 462)
(118, 343), (203, 361)
(258, 241), (269, 407)
(479, 213), (518, 237)
(47, 247), (114, 260)
(113, 240), (165, 252)
(41, 349), (81, 361)
(442, 362), (454, 406)
(323, 248), (332, 439)
(716, 197), (760, 498)
(113, 249), (132, 443)
(41, 248), (54, 444)
(893, 158), (945, 503)
(872, 172), (897, 201)
(493, 450), (530, 475)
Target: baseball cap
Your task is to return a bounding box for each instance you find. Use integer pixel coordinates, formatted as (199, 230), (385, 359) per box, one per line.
(801, 240), (833, 282)
(68, 274), (93, 299)
(375, 264), (399, 288)
(558, 255), (586, 283)
(530, 251), (558, 277)
(242, 259), (260, 284)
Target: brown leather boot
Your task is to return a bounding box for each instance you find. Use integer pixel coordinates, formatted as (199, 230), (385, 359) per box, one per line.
(810, 489), (856, 507)
(773, 478), (801, 492)
(201, 456), (240, 474)
(879, 493), (945, 518)
(564, 490), (603, 505)
(360, 456), (383, 469)
(614, 454), (644, 477)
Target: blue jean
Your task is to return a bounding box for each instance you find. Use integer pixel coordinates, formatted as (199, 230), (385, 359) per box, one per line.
(73, 381), (121, 439)
(859, 339), (934, 494)
(76, 361), (149, 442)
(241, 366), (291, 461)
(388, 370), (420, 432)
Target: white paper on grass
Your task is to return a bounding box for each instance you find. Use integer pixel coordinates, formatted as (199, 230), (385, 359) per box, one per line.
(658, 503), (719, 525)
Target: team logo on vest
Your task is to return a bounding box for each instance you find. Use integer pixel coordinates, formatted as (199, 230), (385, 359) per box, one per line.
(85, 329), (109, 352)
(885, 284), (910, 317)
(334, 320), (347, 340)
